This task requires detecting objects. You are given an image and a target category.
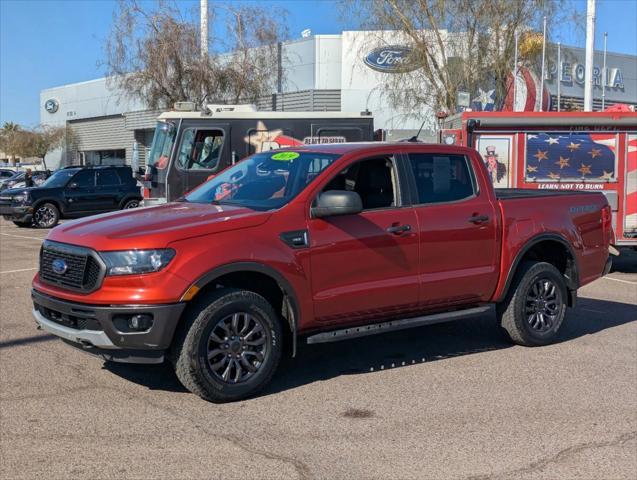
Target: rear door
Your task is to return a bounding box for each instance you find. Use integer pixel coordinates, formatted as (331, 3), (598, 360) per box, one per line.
(94, 169), (123, 211)
(405, 151), (499, 307)
(308, 152), (420, 324)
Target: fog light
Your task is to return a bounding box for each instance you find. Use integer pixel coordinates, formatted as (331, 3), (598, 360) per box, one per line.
(129, 314), (153, 331)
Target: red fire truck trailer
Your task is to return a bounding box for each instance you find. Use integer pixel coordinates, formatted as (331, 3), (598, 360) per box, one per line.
(441, 111), (637, 248)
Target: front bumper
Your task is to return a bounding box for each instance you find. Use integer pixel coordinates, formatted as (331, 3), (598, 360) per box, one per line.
(0, 204), (32, 222)
(32, 289), (186, 364)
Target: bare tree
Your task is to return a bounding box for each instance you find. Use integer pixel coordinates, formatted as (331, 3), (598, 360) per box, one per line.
(18, 126), (68, 170)
(343, 0), (579, 115)
(104, 0), (288, 109)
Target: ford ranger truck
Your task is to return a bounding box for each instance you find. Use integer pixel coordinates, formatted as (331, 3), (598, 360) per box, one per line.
(31, 143), (613, 402)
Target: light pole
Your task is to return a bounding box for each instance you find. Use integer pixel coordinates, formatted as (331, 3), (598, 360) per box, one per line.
(540, 16), (547, 112)
(557, 42), (561, 111)
(513, 30), (519, 111)
(200, 0), (208, 59)
(584, 0), (596, 111)
(602, 31), (608, 110)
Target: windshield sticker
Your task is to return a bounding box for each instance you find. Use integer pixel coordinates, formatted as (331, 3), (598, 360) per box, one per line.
(271, 152), (300, 161)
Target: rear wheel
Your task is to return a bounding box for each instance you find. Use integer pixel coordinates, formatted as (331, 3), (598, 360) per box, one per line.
(33, 203), (59, 228)
(172, 288), (282, 402)
(122, 199), (140, 209)
(497, 261), (568, 346)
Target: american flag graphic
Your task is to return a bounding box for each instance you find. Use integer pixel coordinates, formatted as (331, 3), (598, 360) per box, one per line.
(525, 133), (616, 182)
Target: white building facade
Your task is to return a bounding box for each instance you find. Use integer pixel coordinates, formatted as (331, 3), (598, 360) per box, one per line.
(40, 31), (637, 169)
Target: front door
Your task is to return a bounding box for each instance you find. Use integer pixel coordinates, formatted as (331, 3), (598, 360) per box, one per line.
(405, 151), (499, 307)
(308, 155), (420, 325)
(63, 170), (99, 213)
(167, 122), (229, 199)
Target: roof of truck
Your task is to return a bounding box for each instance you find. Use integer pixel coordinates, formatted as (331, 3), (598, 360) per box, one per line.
(158, 110), (373, 120)
(264, 141), (476, 156)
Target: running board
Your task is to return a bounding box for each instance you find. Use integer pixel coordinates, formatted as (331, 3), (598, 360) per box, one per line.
(306, 306), (491, 344)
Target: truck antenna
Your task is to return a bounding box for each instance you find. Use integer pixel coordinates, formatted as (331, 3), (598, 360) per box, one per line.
(408, 120), (426, 142)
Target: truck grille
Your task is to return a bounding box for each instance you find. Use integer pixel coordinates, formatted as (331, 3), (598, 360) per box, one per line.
(39, 241), (105, 292)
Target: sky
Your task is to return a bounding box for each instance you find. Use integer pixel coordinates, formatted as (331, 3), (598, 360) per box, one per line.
(1, 0), (636, 127)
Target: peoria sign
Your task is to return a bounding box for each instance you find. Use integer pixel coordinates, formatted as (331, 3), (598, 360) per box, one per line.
(363, 46), (418, 73)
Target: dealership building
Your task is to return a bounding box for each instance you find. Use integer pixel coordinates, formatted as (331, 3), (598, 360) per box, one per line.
(40, 30), (637, 169)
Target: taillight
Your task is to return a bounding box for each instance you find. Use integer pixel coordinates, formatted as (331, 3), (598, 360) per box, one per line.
(143, 187), (150, 199)
(601, 205), (612, 243)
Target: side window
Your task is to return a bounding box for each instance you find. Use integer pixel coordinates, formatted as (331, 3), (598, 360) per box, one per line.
(96, 170), (121, 186)
(322, 157), (396, 210)
(408, 153), (475, 204)
(246, 128), (295, 155)
(177, 129), (224, 171)
(71, 170), (95, 188)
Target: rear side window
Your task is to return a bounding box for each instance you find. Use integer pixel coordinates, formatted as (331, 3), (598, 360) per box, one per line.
(96, 170), (121, 186)
(408, 153), (475, 204)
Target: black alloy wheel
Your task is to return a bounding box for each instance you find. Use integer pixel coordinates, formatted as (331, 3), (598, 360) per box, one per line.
(206, 312), (268, 384)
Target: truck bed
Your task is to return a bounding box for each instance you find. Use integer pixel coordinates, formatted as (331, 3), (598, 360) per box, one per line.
(495, 188), (600, 200)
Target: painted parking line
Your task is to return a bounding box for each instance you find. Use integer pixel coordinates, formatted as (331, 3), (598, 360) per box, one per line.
(603, 276), (637, 286)
(0, 267), (38, 274)
(0, 233), (45, 241)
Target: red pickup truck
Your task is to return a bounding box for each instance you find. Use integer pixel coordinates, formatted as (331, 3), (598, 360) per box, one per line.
(32, 143), (613, 402)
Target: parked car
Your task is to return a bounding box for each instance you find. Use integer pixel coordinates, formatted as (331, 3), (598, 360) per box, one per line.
(0, 168), (17, 180)
(31, 143), (613, 402)
(0, 170), (48, 191)
(0, 165), (142, 228)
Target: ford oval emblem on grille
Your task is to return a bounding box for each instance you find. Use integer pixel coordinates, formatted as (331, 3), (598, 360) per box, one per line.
(51, 258), (68, 275)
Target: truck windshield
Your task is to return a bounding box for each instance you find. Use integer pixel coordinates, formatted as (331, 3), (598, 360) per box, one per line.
(39, 169), (78, 188)
(148, 121), (176, 170)
(184, 151), (341, 210)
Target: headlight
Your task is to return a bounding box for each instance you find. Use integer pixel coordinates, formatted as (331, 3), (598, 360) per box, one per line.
(100, 249), (175, 275)
(12, 192), (30, 204)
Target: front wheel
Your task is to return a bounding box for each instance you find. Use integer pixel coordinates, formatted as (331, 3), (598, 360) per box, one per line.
(172, 288), (283, 402)
(496, 261), (568, 346)
(33, 203), (59, 228)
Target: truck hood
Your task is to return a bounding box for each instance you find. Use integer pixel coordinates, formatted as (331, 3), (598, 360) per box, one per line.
(1, 186), (42, 197)
(47, 202), (273, 251)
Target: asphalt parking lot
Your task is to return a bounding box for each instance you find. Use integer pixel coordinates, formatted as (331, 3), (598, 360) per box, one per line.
(0, 218), (635, 480)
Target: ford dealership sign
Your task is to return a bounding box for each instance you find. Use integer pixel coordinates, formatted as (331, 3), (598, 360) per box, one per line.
(364, 46), (418, 73)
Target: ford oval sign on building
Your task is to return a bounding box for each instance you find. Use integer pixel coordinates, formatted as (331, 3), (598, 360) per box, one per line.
(363, 46), (418, 73)
(44, 98), (59, 114)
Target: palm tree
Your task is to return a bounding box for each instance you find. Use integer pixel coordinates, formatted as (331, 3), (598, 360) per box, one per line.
(1, 122), (22, 165)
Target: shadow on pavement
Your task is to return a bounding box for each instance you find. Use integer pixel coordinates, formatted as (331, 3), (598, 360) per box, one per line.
(0, 333), (57, 349)
(611, 248), (637, 273)
(101, 296), (636, 399)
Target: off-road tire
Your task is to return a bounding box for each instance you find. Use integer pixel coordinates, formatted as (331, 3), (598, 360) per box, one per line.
(33, 202), (60, 228)
(172, 288), (283, 403)
(496, 261), (568, 347)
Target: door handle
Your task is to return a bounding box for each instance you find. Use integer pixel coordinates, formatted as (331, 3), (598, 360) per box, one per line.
(468, 214), (489, 224)
(386, 224), (412, 235)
